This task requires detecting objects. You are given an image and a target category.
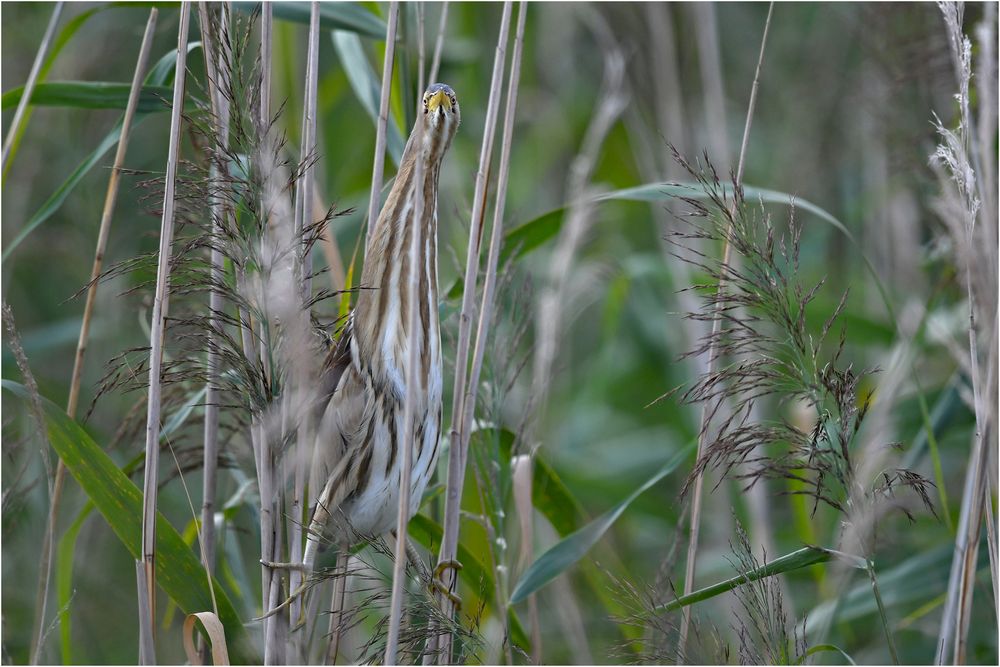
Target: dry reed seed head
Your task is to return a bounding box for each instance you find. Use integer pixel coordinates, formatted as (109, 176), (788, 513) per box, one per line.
(669, 152), (936, 529)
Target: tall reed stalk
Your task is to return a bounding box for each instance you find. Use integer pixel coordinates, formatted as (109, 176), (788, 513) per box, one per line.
(429, 2), (449, 85)
(677, 2), (773, 655)
(29, 9), (158, 665)
(138, 4), (191, 663)
(933, 3), (998, 662)
(386, 86), (427, 667)
(197, 0), (229, 584)
(1, 2), (62, 174)
(288, 6), (320, 658)
(365, 2), (400, 248)
(433, 4), (512, 661)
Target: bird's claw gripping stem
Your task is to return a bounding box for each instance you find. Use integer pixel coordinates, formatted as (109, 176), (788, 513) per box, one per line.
(430, 560), (463, 610)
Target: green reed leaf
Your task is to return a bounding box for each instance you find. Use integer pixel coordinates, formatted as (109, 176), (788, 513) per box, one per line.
(655, 545), (865, 613)
(510, 440), (696, 604)
(2, 42), (201, 264)
(2, 381), (257, 664)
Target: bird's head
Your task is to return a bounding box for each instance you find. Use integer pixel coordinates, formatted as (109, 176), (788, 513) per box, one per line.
(420, 83), (460, 152)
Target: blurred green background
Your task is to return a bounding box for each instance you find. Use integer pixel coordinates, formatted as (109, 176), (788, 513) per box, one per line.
(2, 2), (995, 664)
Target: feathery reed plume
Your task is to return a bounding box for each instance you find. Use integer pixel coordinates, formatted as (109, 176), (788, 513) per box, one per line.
(678, 3), (774, 654)
(288, 6), (321, 658)
(931, 3), (998, 662)
(607, 566), (729, 665)
(91, 8), (341, 661)
(727, 521), (805, 666)
(670, 153), (936, 531)
(197, 0), (228, 584)
(668, 152), (939, 663)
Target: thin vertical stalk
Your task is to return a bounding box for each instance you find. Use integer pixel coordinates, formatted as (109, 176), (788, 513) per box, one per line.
(433, 3), (512, 661)
(255, 7), (281, 662)
(935, 4), (998, 662)
(691, 2), (730, 171)
(428, 2), (448, 85)
(316, 187), (346, 291)
(1, 2), (63, 173)
(325, 552), (350, 665)
(28, 9), (158, 665)
(461, 1), (526, 468)
(49, 0), (155, 419)
(645, 3), (687, 167)
(417, 2), (426, 101)
(198, 0), (229, 581)
(385, 104), (425, 667)
(261, 2), (272, 127)
(868, 560), (900, 664)
(365, 1), (400, 251)
(512, 454), (540, 663)
(677, 2), (773, 655)
(288, 5), (320, 652)
(136, 562), (155, 664)
(138, 5), (191, 662)
(531, 15), (625, 429)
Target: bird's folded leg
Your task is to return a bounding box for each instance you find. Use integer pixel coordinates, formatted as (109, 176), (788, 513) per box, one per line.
(430, 560), (463, 610)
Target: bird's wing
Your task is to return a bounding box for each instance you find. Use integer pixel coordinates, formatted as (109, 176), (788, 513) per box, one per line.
(309, 317), (372, 516)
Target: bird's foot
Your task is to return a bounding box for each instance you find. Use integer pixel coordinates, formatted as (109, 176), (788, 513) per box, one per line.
(429, 560), (463, 611)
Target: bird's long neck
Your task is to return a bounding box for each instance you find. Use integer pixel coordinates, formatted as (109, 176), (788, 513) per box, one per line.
(354, 140), (443, 397)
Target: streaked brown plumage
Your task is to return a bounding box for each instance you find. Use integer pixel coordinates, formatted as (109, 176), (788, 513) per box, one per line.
(303, 84), (460, 564)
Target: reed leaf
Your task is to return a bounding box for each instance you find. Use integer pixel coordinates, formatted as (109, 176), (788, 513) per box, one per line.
(1, 82), (177, 112)
(234, 1), (386, 39)
(1, 42), (202, 263)
(331, 30), (405, 165)
(510, 440), (695, 605)
(656, 546), (865, 613)
(1, 380), (257, 664)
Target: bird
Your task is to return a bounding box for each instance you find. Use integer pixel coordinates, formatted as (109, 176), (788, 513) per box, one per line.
(300, 82), (460, 574)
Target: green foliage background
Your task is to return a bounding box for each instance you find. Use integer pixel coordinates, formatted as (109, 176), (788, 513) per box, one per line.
(1, 2), (996, 664)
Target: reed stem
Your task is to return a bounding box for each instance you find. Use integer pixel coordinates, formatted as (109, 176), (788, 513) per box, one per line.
(138, 5), (191, 662)
(677, 1), (773, 656)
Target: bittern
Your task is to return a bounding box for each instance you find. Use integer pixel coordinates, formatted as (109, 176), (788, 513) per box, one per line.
(301, 83), (460, 573)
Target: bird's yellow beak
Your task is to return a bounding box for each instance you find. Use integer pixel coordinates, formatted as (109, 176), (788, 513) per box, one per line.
(427, 89), (451, 112)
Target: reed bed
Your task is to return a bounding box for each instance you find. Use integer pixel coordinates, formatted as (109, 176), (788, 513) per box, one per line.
(1, 2), (996, 665)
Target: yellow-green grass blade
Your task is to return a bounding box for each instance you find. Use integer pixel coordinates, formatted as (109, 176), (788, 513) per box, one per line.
(3, 381), (258, 664)
(1, 2), (173, 179)
(510, 440), (696, 605)
(57, 501), (93, 664)
(3, 5), (104, 180)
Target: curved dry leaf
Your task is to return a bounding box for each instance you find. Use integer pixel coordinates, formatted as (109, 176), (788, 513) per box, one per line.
(183, 612), (230, 666)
